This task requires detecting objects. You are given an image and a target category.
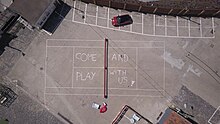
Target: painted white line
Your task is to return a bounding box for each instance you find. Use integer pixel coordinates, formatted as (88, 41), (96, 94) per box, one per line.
(72, 47), (74, 88)
(163, 41), (165, 96)
(188, 18), (191, 37)
(84, 4), (87, 23)
(47, 39), (103, 41)
(124, 115), (130, 121)
(212, 17), (215, 37)
(44, 40), (48, 105)
(153, 15), (156, 35)
(208, 106), (220, 124)
(136, 48), (138, 89)
(177, 16), (179, 36)
(71, 20), (214, 38)
(46, 86), (163, 91)
(47, 46), (164, 48)
(73, 67), (135, 69)
(200, 17), (202, 37)
(142, 13), (144, 34)
(95, 6), (98, 25)
(72, 0), (76, 22)
(165, 15), (167, 36)
(107, 8), (110, 28)
(97, 16), (108, 20)
(133, 22), (142, 25)
(45, 93), (163, 97)
(46, 39), (165, 43)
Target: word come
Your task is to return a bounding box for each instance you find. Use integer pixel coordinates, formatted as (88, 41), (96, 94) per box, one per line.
(75, 53), (97, 62)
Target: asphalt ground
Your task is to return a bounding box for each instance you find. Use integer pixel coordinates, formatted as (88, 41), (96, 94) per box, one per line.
(1, 0), (220, 124)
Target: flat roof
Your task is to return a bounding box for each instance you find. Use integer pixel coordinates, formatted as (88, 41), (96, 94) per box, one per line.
(159, 108), (191, 124)
(9, 0), (55, 26)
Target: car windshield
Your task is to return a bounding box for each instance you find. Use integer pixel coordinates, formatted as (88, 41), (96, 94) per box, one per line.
(117, 15), (130, 24)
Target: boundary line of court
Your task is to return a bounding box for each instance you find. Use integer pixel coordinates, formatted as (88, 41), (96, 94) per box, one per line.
(44, 92), (163, 97)
(46, 46), (164, 49)
(208, 106), (220, 124)
(45, 86), (164, 91)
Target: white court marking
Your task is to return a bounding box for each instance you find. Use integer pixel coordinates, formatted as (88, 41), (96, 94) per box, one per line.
(45, 39), (165, 97)
(71, 0), (215, 39)
(208, 106), (220, 124)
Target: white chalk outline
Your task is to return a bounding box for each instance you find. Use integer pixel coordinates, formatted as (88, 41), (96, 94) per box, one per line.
(45, 39), (165, 97)
(45, 92), (163, 97)
(46, 86), (163, 91)
(208, 106), (220, 124)
(72, 47), (75, 88)
(176, 16), (179, 36)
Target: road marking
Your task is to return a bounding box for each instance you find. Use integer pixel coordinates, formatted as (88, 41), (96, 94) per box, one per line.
(72, 47), (74, 88)
(47, 46), (164, 48)
(200, 17), (202, 37)
(163, 41), (165, 96)
(188, 18), (191, 37)
(142, 13), (144, 34)
(212, 17), (215, 37)
(107, 8), (110, 28)
(84, 4), (87, 23)
(72, 0), (76, 22)
(95, 6), (98, 25)
(46, 86), (164, 91)
(176, 16), (179, 36)
(136, 48), (138, 89)
(45, 93), (163, 97)
(208, 106), (220, 124)
(44, 40), (48, 105)
(153, 15), (156, 35)
(165, 15), (167, 36)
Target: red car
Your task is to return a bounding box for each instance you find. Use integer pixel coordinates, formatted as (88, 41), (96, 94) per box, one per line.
(112, 14), (133, 27)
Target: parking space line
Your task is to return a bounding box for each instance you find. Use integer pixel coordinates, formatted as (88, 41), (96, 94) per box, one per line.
(142, 13), (144, 34)
(96, 6), (98, 25)
(86, 14), (96, 18)
(188, 19), (191, 37)
(130, 15), (133, 32)
(84, 4), (87, 23)
(165, 15), (167, 36)
(107, 8), (110, 28)
(72, 0), (76, 22)
(153, 15), (156, 35)
(200, 17), (202, 37)
(176, 16), (179, 36)
(212, 17), (215, 37)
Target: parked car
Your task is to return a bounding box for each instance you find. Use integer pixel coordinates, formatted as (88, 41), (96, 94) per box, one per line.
(111, 14), (133, 27)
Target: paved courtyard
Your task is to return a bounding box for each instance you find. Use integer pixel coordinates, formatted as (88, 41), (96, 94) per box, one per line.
(4, 0), (220, 124)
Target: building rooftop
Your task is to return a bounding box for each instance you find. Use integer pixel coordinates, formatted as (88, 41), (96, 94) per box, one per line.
(9, 0), (54, 26)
